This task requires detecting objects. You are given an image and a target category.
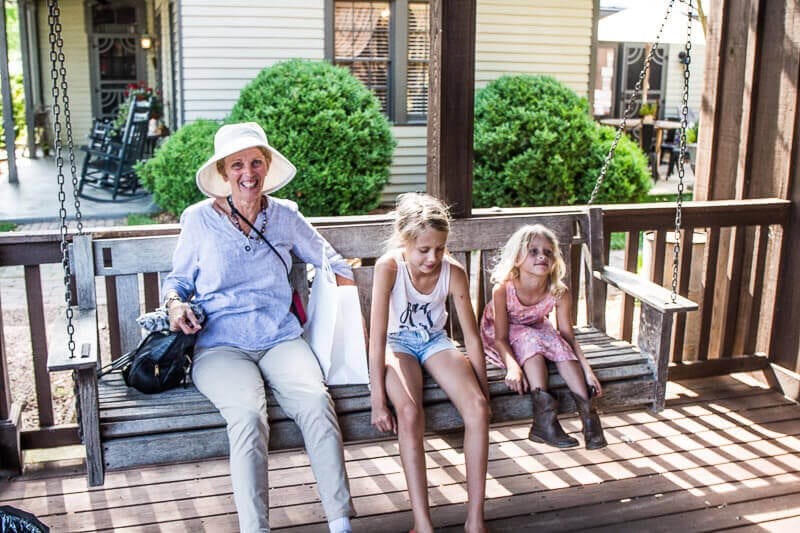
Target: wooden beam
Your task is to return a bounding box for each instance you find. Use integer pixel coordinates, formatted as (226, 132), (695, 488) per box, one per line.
(667, 355), (768, 381)
(426, 0), (476, 218)
(768, 2), (800, 373)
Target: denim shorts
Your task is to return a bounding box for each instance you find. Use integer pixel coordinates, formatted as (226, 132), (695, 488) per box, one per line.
(387, 329), (457, 365)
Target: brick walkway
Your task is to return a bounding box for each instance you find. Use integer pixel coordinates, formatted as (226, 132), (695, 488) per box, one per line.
(13, 218), (129, 232)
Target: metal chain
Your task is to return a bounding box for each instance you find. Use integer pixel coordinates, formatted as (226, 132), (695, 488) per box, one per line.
(589, 0), (677, 205)
(48, 0), (76, 359)
(671, 0), (693, 303)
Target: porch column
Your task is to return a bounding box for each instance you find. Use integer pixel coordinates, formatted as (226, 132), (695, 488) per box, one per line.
(426, 0), (476, 218)
(1, 3), (18, 183)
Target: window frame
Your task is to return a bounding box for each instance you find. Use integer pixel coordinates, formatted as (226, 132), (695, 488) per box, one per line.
(325, 0), (428, 125)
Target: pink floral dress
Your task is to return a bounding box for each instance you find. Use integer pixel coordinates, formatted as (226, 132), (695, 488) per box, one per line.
(481, 281), (577, 368)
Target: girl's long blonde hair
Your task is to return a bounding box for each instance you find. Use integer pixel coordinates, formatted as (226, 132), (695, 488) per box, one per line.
(490, 224), (568, 297)
(388, 192), (451, 249)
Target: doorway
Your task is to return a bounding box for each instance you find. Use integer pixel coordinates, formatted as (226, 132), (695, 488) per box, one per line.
(86, 0), (147, 120)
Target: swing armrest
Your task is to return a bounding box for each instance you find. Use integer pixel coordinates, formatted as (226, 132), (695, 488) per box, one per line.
(594, 265), (698, 314)
(47, 307), (100, 371)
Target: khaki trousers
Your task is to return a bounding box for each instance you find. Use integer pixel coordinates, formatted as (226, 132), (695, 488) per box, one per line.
(192, 337), (354, 532)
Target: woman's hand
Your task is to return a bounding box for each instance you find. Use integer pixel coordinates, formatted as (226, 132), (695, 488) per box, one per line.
(584, 368), (602, 397)
(504, 364), (529, 395)
(371, 403), (397, 434)
(168, 301), (202, 334)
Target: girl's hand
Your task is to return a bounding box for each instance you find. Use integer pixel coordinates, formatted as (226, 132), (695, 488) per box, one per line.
(504, 365), (529, 395)
(585, 369), (602, 397)
(371, 404), (397, 434)
(168, 302), (202, 334)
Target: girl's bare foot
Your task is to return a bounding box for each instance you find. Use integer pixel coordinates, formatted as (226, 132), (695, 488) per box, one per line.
(465, 518), (487, 533)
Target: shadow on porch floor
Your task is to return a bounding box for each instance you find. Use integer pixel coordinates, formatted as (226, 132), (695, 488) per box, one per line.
(2, 372), (799, 532)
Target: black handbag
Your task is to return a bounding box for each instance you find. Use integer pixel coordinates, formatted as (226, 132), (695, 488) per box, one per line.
(99, 330), (196, 394)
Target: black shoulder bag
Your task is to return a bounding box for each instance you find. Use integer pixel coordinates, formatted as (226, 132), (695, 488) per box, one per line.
(227, 195), (307, 324)
(98, 329), (197, 394)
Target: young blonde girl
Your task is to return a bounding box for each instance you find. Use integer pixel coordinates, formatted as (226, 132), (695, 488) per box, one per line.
(369, 193), (490, 533)
(481, 224), (607, 450)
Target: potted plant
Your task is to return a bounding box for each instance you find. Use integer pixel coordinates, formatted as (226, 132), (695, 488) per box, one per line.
(686, 121), (699, 170)
(112, 82), (163, 136)
(638, 102), (658, 124)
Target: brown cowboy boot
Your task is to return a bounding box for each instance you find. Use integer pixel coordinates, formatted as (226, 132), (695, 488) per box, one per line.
(572, 390), (608, 450)
(528, 388), (579, 448)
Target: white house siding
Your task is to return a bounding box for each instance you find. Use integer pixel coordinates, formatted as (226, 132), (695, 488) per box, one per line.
(475, 0), (594, 96)
(178, 0), (325, 122)
(383, 125), (427, 204)
(663, 43), (704, 123)
(38, 0), (93, 144)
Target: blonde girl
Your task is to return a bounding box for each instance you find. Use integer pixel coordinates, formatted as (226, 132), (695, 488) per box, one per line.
(369, 193), (490, 533)
(480, 224), (607, 450)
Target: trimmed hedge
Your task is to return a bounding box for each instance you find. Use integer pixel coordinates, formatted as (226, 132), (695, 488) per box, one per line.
(136, 120), (221, 216)
(230, 59), (395, 216)
(473, 74), (650, 207)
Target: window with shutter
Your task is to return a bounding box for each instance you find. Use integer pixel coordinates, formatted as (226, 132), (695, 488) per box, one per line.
(331, 0), (430, 124)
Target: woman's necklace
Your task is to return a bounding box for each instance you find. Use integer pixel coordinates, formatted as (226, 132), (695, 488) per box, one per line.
(229, 196), (267, 242)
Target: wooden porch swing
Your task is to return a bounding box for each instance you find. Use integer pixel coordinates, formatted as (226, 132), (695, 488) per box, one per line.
(46, 0), (698, 487)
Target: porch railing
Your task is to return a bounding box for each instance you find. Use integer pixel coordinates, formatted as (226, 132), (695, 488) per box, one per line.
(0, 199), (790, 453)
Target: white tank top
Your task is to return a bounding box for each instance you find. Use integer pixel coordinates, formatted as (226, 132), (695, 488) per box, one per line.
(387, 249), (451, 335)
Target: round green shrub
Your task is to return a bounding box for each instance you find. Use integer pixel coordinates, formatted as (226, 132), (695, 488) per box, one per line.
(229, 59), (395, 216)
(0, 74), (27, 149)
(473, 74), (651, 207)
(578, 126), (651, 204)
(136, 120), (221, 216)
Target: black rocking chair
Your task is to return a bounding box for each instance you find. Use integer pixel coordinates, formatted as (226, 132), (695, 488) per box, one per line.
(78, 98), (151, 202)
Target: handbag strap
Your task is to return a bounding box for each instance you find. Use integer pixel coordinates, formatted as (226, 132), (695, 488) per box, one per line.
(227, 195), (291, 281)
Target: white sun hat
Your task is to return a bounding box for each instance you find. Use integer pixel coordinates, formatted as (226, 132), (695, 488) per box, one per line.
(195, 122), (296, 198)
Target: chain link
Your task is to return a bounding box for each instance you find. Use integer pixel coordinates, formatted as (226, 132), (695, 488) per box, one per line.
(671, 0), (694, 303)
(48, 0), (77, 358)
(589, 0), (677, 205)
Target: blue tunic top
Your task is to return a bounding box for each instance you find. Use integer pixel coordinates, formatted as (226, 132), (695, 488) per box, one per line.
(162, 196), (353, 351)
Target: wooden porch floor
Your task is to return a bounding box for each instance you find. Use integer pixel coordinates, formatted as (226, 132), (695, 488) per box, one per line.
(2, 373), (799, 532)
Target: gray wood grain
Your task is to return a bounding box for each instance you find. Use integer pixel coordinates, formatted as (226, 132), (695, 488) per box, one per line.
(76, 368), (103, 486)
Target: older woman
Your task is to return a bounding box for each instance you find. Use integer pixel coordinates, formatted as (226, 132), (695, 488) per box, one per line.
(162, 122), (354, 533)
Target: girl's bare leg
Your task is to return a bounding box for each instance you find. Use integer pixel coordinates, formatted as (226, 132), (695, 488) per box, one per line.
(522, 354), (549, 391)
(555, 360), (589, 399)
(385, 350), (434, 533)
(425, 349), (490, 533)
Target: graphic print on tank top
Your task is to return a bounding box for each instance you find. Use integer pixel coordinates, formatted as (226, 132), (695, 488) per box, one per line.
(387, 250), (451, 335)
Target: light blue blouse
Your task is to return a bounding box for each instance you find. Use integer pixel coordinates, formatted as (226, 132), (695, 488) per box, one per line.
(162, 196), (353, 351)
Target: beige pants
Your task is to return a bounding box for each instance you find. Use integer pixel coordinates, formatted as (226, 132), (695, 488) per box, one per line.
(192, 337), (354, 532)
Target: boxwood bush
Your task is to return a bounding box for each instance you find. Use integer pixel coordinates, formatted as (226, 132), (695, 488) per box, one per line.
(473, 74), (650, 207)
(136, 119), (221, 216)
(579, 125), (651, 203)
(230, 59), (395, 216)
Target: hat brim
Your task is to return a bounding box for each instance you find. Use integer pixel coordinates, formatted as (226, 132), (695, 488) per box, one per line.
(195, 143), (296, 198)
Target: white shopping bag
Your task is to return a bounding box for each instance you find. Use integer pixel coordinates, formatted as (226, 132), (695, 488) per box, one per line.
(303, 254), (369, 385)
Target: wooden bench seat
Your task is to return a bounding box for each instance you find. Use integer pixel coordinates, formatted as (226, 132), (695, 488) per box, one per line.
(94, 326), (654, 471)
(48, 208), (696, 485)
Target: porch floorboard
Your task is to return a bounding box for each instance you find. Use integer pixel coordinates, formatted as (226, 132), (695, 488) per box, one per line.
(2, 373), (799, 532)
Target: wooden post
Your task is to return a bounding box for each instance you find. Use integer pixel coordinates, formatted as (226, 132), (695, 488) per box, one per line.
(426, 0), (476, 218)
(1, 2), (19, 183)
(0, 290), (22, 472)
(698, 0), (800, 369)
